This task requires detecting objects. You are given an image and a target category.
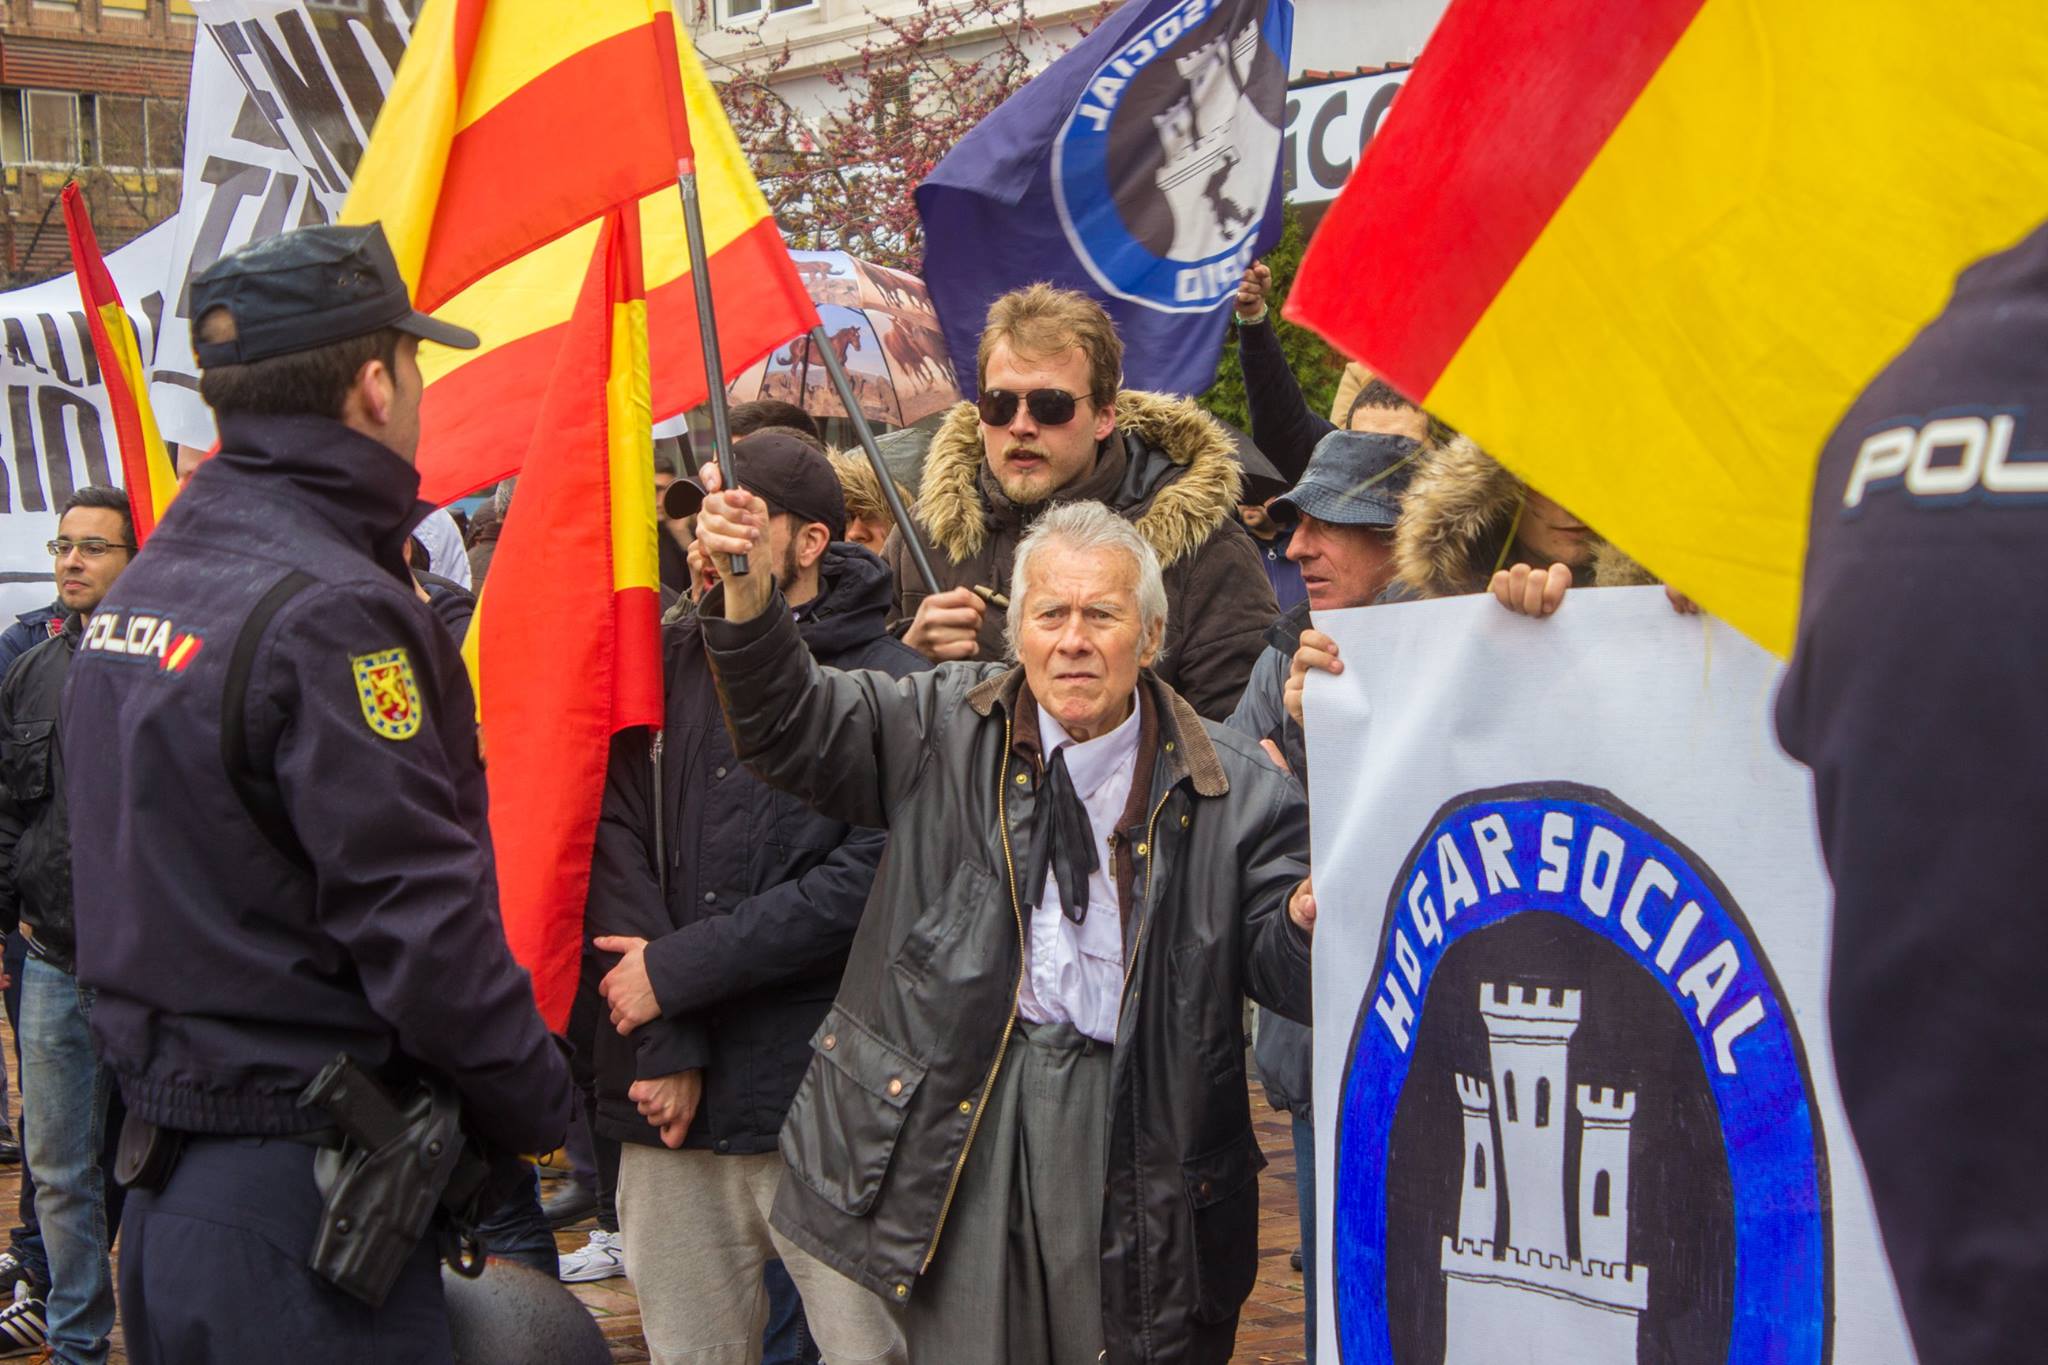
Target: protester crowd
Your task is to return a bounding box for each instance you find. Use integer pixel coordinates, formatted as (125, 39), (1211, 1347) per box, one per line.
(0, 220), (1688, 1365)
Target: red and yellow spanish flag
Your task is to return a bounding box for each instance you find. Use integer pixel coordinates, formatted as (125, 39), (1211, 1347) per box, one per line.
(343, 0), (819, 505)
(463, 206), (664, 1031)
(61, 183), (177, 544)
(1286, 0), (2048, 654)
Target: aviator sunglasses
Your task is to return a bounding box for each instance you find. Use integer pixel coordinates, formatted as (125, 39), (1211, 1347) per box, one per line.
(976, 388), (1085, 427)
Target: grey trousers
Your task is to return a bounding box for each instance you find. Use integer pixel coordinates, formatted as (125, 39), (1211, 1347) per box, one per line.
(901, 1018), (1113, 1364)
(617, 1145), (906, 1365)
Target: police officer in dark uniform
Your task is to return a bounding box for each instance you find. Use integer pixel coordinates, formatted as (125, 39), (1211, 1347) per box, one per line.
(61, 224), (574, 1363)
(1777, 220), (2048, 1365)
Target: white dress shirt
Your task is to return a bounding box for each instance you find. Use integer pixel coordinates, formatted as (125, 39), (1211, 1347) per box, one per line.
(1016, 694), (1143, 1044)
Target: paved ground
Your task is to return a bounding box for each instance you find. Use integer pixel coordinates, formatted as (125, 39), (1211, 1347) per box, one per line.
(0, 1027), (1310, 1363)
(563, 1097), (1312, 1363)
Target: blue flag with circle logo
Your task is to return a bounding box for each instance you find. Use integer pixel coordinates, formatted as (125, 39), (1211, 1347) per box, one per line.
(916, 0), (1294, 398)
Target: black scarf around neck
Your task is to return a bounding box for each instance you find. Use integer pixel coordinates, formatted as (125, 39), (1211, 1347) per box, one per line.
(1023, 744), (1099, 924)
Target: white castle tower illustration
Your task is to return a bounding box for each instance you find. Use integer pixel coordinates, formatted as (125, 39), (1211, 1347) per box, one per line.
(1147, 20), (1280, 260)
(1440, 983), (1650, 1365)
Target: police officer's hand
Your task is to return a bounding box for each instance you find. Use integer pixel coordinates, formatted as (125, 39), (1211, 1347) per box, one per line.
(629, 1070), (701, 1149)
(593, 934), (662, 1033)
(694, 461), (773, 623)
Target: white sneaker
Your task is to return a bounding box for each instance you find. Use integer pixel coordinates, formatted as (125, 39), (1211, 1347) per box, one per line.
(558, 1228), (626, 1283)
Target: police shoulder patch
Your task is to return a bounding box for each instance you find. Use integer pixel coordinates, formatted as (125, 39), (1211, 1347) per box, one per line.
(351, 647), (423, 741)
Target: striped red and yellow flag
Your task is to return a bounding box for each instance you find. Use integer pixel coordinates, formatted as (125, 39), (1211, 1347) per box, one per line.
(61, 183), (176, 544)
(344, 0), (819, 505)
(462, 205), (664, 1031)
(1286, 0), (2048, 654)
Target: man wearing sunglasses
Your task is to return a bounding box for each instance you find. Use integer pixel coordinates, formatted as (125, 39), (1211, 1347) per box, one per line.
(884, 284), (1278, 720)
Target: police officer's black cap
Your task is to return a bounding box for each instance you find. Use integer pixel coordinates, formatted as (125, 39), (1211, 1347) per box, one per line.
(190, 223), (480, 367)
(665, 431), (846, 542)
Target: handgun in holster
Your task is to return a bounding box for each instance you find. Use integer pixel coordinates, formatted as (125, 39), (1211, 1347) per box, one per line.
(298, 1054), (492, 1307)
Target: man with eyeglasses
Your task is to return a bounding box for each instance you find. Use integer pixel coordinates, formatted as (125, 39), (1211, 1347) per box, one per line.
(0, 485), (137, 1362)
(881, 284), (1278, 720)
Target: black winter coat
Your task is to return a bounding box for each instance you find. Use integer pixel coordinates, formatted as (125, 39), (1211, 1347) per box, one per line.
(587, 545), (928, 1154)
(701, 586), (1313, 1365)
(61, 413), (571, 1151)
(0, 617), (80, 968)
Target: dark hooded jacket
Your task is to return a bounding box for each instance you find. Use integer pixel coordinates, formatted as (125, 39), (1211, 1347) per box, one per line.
(0, 616), (82, 968)
(1392, 436), (1641, 598)
(587, 545), (928, 1154)
(881, 392), (1277, 720)
(700, 586), (1312, 1365)
(60, 413), (571, 1153)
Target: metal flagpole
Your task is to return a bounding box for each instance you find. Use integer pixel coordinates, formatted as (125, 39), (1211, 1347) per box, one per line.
(808, 327), (944, 596)
(674, 167), (748, 576)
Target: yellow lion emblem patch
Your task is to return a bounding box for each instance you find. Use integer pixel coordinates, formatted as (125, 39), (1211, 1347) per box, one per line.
(351, 648), (423, 741)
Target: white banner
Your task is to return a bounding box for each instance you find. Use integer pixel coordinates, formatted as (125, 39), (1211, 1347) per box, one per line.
(1305, 589), (1915, 1365)
(0, 0), (410, 618)
(1283, 69), (1403, 206)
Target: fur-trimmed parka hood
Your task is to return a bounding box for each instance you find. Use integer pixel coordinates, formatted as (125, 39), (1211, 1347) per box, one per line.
(1392, 437), (1650, 598)
(1392, 435), (1527, 599)
(915, 391), (1244, 568)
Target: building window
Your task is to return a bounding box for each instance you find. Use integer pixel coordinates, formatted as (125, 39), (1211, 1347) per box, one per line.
(1472, 1145), (1487, 1190)
(0, 94), (22, 167)
(26, 91), (81, 167)
(98, 96), (147, 170)
(150, 101), (186, 171)
(1592, 1169), (1612, 1218)
(1502, 1072), (1517, 1123)
(1535, 1077), (1551, 1128)
(721, 0), (816, 23)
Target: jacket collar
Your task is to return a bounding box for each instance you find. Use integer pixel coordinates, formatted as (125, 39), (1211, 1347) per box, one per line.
(212, 413), (430, 579)
(914, 390), (1245, 569)
(968, 666), (1228, 798)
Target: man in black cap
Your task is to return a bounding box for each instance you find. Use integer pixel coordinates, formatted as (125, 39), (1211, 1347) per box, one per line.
(587, 431), (920, 1364)
(61, 222), (573, 1362)
(1221, 427), (1416, 1365)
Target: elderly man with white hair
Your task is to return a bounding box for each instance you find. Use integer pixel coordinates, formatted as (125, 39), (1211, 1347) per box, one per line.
(692, 472), (1315, 1365)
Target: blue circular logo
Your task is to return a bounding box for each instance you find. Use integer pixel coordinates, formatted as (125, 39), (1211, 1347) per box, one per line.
(1333, 784), (1832, 1364)
(1051, 0), (1291, 314)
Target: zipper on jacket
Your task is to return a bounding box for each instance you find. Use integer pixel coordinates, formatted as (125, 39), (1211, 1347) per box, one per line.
(1116, 786), (1176, 1027)
(921, 710), (1029, 1274)
(650, 730), (667, 898)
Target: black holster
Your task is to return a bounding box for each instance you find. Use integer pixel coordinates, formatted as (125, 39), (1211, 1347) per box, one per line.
(298, 1054), (490, 1307)
(114, 1111), (183, 1192)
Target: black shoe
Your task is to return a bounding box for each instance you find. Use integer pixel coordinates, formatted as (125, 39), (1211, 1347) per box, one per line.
(542, 1182), (598, 1230)
(0, 1252), (40, 1302)
(0, 1295), (45, 1358)
(1289, 1246), (1304, 1272)
(0, 1140), (18, 1166)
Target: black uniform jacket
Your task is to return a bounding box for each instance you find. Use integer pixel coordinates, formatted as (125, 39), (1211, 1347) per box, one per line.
(61, 412), (571, 1153)
(587, 544), (928, 1154)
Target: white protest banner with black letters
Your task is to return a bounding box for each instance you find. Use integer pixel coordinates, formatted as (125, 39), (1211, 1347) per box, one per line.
(1305, 588), (1917, 1365)
(0, 0), (410, 616)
